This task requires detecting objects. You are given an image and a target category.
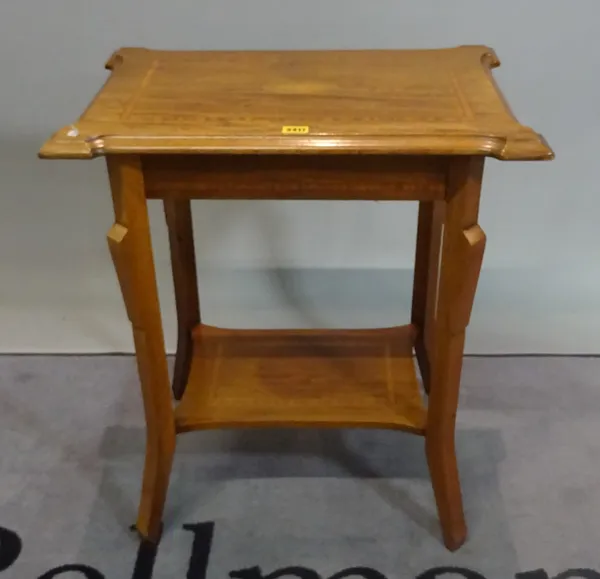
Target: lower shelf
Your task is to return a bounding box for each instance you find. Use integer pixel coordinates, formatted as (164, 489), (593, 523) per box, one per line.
(174, 324), (427, 434)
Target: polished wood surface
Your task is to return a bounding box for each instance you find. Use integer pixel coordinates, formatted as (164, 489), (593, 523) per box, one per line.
(426, 156), (486, 550)
(412, 200), (444, 393)
(39, 46), (553, 552)
(164, 199), (200, 400)
(143, 155), (447, 201)
(39, 46), (552, 160)
(175, 324), (426, 434)
(106, 155), (175, 543)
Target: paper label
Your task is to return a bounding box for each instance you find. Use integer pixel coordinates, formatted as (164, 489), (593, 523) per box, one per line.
(281, 126), (309, 134)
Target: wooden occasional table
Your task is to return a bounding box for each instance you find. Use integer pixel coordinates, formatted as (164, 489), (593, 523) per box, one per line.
(40, 46), (553, 551)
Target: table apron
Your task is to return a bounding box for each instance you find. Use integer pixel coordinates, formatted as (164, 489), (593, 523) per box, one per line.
(141, 155), (449, 201)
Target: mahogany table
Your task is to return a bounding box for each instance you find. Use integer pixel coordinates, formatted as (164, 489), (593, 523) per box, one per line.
(40, 46), (553, 550)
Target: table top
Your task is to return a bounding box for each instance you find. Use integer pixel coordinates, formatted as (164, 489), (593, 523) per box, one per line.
(39, 46), (552, 160)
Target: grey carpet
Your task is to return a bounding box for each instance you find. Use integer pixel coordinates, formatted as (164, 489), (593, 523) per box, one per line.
(1, 355), (599, 578)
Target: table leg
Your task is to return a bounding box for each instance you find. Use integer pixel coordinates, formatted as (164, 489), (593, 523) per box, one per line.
(106, 155), (176, 543)
(426, 156), (486, 551)
(412, 200), (444, 393)
(164, 199), (200, 400)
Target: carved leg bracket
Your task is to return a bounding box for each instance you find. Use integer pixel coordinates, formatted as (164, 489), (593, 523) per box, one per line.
(107, 223), (136, 322)
(448, 224), (486, 335)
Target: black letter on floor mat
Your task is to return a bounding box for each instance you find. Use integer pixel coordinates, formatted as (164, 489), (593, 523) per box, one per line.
(416, 567), (486, 579)
(230, 566), (387, 579)
(184, 522), (215, 579)
(555, 571), (600, 579)
(38, 564), (104, 578)
(516, 571), (551, 579)
(517, 570), (600, 579)
(0, 526), (22, 572)
(230, 566), (320, 579)
(131, 539), (159, 579)
(330, 567), (388, 579)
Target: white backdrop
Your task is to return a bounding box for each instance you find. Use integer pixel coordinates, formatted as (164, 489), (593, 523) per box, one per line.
(0, 1), (598, 353)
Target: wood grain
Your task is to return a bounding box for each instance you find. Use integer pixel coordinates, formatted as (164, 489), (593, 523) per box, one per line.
(448, 225), (486, 334)
(143, 155), (447, 201)
(38, 46), (554, 551)
(175, 324), (426, 434)
(39, 46), (553, 160)
(106, 155), (175, 543)
(164, 199), (200, 400)
(425, 156), (486, 551)
(412, 201), (444, 393)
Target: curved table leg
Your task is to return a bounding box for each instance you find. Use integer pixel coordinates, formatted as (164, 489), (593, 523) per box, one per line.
(107, 155), (176, 543)
(426, 156), (486, 551)
(412, 200), (444, 394)
(164, 199), (200, 400)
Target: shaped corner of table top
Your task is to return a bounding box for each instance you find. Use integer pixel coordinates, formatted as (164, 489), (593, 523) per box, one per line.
(38, 45), (554, 160)
(38, 125), (104, 160)
(105, 46), (154, 65)
(500, 130), (555, 161)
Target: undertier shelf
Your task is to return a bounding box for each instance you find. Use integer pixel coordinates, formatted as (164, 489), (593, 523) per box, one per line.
(174, 324), (427, 434)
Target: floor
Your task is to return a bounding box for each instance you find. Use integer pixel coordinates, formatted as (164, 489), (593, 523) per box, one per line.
(1, 355), (599, 579)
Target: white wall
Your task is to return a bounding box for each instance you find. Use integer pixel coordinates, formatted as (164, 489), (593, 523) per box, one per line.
(0, 1), (598, 354)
